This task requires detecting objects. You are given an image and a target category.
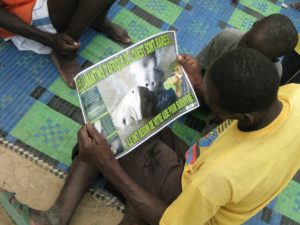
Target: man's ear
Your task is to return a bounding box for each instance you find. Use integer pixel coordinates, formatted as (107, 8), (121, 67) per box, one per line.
(233, 113), (255, 124)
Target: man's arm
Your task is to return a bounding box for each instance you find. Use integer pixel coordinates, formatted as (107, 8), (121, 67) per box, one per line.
(78, 124), (168, 225)
(0, 6), (79, 58)
(0, 6), (53, 46)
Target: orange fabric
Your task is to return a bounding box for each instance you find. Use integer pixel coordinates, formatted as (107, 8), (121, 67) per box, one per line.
(0, 0), (37, 38)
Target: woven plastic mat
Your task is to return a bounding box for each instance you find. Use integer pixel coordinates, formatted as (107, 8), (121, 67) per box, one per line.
(0, 0), (299, 224)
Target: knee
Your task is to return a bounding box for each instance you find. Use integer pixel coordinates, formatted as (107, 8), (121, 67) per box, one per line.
(77, 0), (102, 11)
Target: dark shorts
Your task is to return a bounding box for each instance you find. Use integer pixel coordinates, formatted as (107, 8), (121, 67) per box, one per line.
(72, 128), (188, 204)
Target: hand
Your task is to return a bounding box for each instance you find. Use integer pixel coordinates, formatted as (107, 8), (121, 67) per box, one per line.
(77, 124), (116, 169)
(50, 33), (80, 60)
(177, 54), (204, 97)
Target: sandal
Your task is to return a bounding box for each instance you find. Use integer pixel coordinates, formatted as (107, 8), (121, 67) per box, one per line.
(0, 190), (30, 225)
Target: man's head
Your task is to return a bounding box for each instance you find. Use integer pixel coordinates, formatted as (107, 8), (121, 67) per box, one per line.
(238, 14), (298, 60)
(203, 48), (280, 122)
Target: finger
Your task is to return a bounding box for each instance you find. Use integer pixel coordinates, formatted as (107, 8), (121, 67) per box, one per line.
(177, 55), (186, 65)
(78, 125), (91, 145)
(184, 54), (193, 60)
(187, 59), (196, 66)
(62, 44), (80, 51)
(88, 125), (110, 147)
(179, 53), (189, 58)
(60, 40), (80, 52)
(121, 30), (131, 43)
(177, 54), (194, 64)
(180, 55), (197, 68)
(177, 54), (188, 62)
(86, 123), (102, 144)
(62, 33), (80, 46)
(177, 55), (191, 69)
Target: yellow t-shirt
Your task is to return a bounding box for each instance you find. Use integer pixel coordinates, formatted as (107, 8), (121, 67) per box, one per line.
(295, 34), (300, 55)
(160, 84), (300, 225)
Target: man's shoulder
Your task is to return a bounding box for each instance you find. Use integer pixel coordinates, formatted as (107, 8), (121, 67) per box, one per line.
(279, 84), (300, 111)
(210, 28), (244, 52)
(279, 83), (300, 98)
(215, 28), (244, 41)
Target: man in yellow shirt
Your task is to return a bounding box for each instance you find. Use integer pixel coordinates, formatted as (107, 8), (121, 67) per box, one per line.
(1, 48), (300, 225)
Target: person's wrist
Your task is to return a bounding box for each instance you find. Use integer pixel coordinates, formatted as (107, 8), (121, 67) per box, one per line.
(196, 88), (203, 97)
(98, 158), (121, 179)
(95, 150), (118, 173)
(194, 81), (203, 97)
(43, 33), (55, 48)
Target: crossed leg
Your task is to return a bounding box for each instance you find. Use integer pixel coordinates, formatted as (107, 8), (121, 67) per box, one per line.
(25, 128), (186, 225)
(47, 0), (131, 88)
(0, 128), (187, 225)
(28, 158), (99, 225)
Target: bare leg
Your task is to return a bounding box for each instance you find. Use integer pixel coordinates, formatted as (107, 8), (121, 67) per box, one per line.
(48, 0), (112, 42)
(50, 52), (81, 89)
(30, 158), (100, 225)
(24, 129), (181, 225)
(91, 1), (131, 44)
(118, 203), (147, 225)
(47, 0), (115, 88)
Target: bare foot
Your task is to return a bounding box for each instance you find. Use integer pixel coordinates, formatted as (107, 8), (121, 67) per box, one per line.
(119, 203), (148, 225)
(91, 19), (131, 44)
(291, 3), (300, 10)
(29, 210), (52, 225)
(0, 188), (59, 225)
(30, 208), (61, 225)
(51, 52), (81, 89)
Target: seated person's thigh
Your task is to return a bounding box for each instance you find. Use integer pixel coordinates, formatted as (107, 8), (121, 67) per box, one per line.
(71, 128), (186, 203)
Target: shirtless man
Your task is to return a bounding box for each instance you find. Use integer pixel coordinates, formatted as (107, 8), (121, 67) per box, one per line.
(0, 0), (131, 88)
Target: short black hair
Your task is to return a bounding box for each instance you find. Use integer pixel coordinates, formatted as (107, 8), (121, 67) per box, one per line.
(208, 48), (280, 114)
(258, 14), (298, 56)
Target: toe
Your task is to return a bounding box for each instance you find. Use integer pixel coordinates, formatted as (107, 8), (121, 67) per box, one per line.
(68, 80), (76, 89)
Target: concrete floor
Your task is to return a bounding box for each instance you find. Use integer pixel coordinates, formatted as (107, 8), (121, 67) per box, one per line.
(0, 144), (123, 225)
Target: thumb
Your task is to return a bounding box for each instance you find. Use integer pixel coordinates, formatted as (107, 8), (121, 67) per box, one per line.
(62, 33), (80, 46)
(177, 54), (184, 62)
(86, 123), (102, 144)
(177, 54), (189, 65)
(78, 125), (91, 146)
